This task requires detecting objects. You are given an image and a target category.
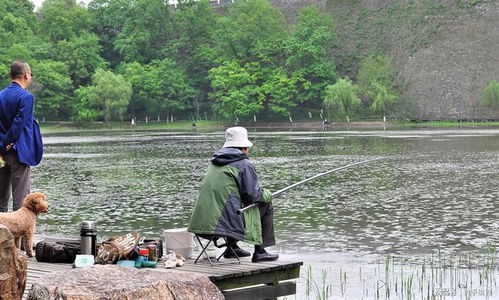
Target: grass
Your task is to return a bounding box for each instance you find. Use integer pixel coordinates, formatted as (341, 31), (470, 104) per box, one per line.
(39, 120), (224, 134)
(389, 120), (499, 128)
(294, 248), (497, 300)
(38, 119), (499, 135)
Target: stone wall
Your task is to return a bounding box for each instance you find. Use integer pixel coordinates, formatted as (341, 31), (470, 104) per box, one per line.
(0, 224), (27, 300)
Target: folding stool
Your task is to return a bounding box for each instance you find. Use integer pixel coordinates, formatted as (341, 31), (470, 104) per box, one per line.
(194, 234), (241, 266)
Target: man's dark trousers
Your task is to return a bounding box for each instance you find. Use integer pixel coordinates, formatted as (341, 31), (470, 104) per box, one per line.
(259, 203), (276, 248)
(0, 151), (30, 212)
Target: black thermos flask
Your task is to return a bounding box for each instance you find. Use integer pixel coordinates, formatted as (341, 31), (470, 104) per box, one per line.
(80, 221), (97, 255)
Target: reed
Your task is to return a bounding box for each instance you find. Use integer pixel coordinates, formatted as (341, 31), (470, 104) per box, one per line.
(298, 248), (498, 300)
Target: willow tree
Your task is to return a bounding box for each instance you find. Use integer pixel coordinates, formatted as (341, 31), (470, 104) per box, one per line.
(323, 78), (360, 123)
(370, 81), (396, 122)
(73, 69), (132, 122)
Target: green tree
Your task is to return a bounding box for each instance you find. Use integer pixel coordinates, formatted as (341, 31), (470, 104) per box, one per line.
(0, 44), (32, 64)
(73, 86), (101, 122)
(370, 81), (396, 121)
(0, 0), (36, 32)
(209, 0), (294, 120)
(167, 0), (218, 119)
(0, 0), (34, 17)
(117, 62), (150, 118)
(0, 64), (8, 87)
(0, 12), (39, 67)
(38, 0), (91, 42)
(209, 60), (261, 121)
(88, 0), (133, 66)
(30, 60), (73, 121)
(114, 0), (172, 63)
(480, 80), (499, 108)
(0, 13), (33, 46)
(213, 0), (287, 65)
(73, 69), (132, 122)
(258, 67), (297, 117)
(357, 55), (396, 101)
(324, 78), (360, 122)
(119, 58), (194, 120)
(57, 32), (107, 87)
(154, 58), (194, 119)
(285, 6), (336, 106)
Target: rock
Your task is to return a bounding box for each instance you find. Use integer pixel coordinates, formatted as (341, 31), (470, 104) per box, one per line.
(0, 224), (27, 300)
(27, 264), (224, 300)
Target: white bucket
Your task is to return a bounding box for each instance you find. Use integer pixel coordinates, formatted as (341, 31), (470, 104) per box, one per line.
(163, 228), (195, 259)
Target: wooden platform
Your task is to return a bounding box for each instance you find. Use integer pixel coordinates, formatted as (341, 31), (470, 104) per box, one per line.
(25, 257), (302, 300)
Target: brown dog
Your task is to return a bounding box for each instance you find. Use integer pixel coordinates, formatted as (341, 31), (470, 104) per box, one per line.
(0, 192), (48, 257)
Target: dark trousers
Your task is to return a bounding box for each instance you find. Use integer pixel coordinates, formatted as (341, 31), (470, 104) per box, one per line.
(258, 202), (276, 248)
(0, 151), (31, 212)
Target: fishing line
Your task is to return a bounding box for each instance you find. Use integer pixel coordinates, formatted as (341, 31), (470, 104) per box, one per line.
(237, 157), (386, 214)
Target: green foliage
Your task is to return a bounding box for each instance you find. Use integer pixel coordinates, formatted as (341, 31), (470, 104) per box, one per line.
(1, 0), (486, 123)
(73, 69), (132, 122)
(324, 78), (360, 121)
(73, 86), (101, 122)
(480, 81), (499, 107)
(114, 0), (172, 63)
(259, 68), (297, 116)
(87, 0), (134, 66)
(119, 58), (194, 119)
(38, 0), (91, 42)
(453, 0), (484, 8)
(0, 0), (36, 32)
(56, 32), (107, 87)
(209, 60), (261, 121)
(209, 60), (297, 121)
(370, 81), (397, 115)
(0, 10), (39, 71)
(166, 0), (218, 117)
(357, 55), (395, 100)
(0, 0), (34, 18)
(0, 64), (8, 87)
(0, 44), (32, 63)
(30, 60), (73, 120)
(213, 0), (287, 65)
(286, 6), (336, 105)
(0, 13), (33, 45)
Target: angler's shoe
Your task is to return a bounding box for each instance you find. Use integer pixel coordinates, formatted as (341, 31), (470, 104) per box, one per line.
(252, 250), (279, 263)
(223, 247), (251, 258)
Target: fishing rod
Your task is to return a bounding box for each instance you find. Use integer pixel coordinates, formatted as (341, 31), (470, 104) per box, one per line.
(237, 157), (386, 214)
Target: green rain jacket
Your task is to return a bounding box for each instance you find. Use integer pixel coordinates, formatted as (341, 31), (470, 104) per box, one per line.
(188, 148), (271, 244)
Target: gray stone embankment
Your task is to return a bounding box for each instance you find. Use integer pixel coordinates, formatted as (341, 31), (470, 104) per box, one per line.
(27, 264), (224, 300)
(0, 224), (27, 300)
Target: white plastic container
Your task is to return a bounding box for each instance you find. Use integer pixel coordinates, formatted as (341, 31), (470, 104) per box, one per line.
(163, 228), (195, 259)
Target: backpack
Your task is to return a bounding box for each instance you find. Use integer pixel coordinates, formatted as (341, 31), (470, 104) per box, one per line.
(35, 240), (80, 263)
(95, 232), (141, 264)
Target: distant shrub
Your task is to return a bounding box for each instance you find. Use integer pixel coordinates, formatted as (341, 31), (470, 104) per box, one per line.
(454, 0), (483, 7)
(480, 80), (499, 107)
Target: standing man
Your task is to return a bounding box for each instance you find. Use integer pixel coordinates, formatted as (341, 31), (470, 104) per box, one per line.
(188, 126), (279, 262)
(0, 60), (43, 212)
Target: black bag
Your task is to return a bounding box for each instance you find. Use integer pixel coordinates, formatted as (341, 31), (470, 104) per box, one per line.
(140, 238), (163, 258)
(129, 238), (164, 260)
(35, 240), (80, 263)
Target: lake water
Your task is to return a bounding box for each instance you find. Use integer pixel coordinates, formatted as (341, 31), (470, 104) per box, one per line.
(33, 127), (499, 299)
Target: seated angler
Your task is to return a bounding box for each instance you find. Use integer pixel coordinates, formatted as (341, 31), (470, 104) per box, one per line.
(188, 126), (278, 262)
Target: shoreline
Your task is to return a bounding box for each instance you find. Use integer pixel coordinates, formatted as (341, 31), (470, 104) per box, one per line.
(39, 120), (499, 134)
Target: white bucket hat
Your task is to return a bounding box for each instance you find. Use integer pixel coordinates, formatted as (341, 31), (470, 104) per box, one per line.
(222, 126), (253, 148)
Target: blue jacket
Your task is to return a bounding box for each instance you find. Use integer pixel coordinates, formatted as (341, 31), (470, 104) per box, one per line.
(0, 82), (43, 166)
